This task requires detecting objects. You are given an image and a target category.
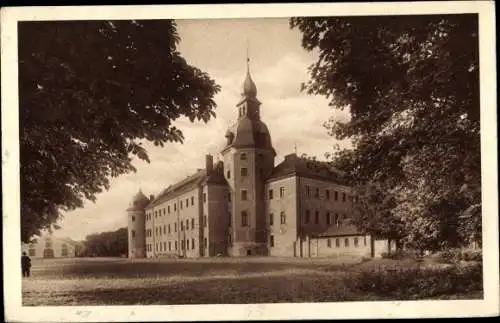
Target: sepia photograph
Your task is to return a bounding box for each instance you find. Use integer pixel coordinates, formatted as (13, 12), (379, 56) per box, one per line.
(2, 2), (498, 321)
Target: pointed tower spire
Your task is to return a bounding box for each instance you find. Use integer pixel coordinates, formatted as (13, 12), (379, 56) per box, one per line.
(242, 41), (257, 99)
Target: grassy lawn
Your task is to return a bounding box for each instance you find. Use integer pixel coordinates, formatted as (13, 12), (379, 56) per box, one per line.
(22, 257), (483, 306)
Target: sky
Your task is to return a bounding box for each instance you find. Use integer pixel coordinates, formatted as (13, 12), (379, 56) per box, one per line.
(55, 18), (351, 240)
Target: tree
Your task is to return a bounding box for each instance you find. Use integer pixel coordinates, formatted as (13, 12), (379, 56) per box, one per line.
(84, 227), (128, 257)
(291, 14), (480, 251)
(19, 20), (220, 242)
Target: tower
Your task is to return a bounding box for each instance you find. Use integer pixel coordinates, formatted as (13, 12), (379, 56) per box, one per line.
(126, 189), (149, 258)
(221, 57), (276, 256)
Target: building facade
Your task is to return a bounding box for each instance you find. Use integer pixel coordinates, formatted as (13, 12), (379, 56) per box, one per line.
(22, 232), (80, 258)
(127, 63), (391, 259)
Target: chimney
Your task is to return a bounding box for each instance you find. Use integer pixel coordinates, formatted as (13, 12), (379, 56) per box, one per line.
(206, 154), (214, 174)
(149, 194), (155, 201)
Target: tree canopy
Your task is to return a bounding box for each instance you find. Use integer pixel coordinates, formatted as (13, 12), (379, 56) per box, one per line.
(83, 227), (128, 257)
(19, 20), (220, 243)
(291, 14), (480, 251)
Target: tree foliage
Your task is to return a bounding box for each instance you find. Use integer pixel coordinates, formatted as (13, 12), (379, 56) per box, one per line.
(291, 14), (480, 251)
(83, 227), (128, 257)
(19, 20), (220, 242)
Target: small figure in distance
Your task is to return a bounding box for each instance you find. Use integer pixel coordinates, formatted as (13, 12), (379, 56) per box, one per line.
(21, 251), (32, 278)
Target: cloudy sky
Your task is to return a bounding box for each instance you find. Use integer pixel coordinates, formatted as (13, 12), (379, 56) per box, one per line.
(56, 18), (351, 240)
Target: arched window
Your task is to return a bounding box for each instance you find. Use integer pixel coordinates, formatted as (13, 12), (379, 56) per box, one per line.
(280, 211), (286, 225)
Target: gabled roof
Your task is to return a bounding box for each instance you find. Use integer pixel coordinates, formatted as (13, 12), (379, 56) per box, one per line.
(147, 161), (227, 208)
(267, 153), (348, 185)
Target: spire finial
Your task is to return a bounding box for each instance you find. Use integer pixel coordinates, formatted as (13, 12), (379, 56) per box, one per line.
(242, 40), (257, 98)
(246, 39), (250, 72)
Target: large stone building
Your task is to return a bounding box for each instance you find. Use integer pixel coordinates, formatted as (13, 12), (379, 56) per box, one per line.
(22, 231), (81, 258)
(127, 63), (393, 259)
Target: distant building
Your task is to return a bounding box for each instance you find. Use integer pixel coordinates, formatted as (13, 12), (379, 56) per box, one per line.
(22, 231), (82, 258)
(127, 61), (393, 259)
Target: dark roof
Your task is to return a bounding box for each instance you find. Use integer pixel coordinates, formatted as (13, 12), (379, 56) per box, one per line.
(127, 190), (151, 211)
(312, 224), (364, 238)
(267, 153), (348, 184)
(147, 161), (227, 208)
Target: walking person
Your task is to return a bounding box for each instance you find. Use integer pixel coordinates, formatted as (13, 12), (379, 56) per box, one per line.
(21, 252), (31, 278)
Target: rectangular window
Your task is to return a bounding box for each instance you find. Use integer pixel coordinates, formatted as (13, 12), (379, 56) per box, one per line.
(326, 190), (330, 200)
(156, 243), (158, 252)
(336, 238), (340, 247)
(174, 204), (177, 211)
(241, 190), (248, 200)
(344, 238), (349, 247)
(268, 189), (273, 200)
(354, 237), (359, 247)
(132, 230), (136, 238)
(228, 192), (231, 202)
(168, 224), (171, 233)
(241, 211), (248, 226)
(203, 193), (207, 203)
(280, 187), (285, 198)
(334, 191), (338, 201)
(269, 213), (274, 226)
(169, 241), (171, 251)
(180, 201), (183, 209)
(227, 170), (231, 179)
(181, 222), (184, 231)
(174, 223), (177, 232)
(204, 238), (208, 249)
(342, 192), (346, 202)
(315, 211), (319, 224)
(270, 235), (274, 247)
(132, 216), (135, 222)
(191, 218), (195, 230)
(192, 238), (195, 250)
(241, 168), (248, 176)
(182, 240), (185, 250)
(186, 239), (190, 250)
(280, 211), (286, 225)
(326, 212), (331, 225)
(335, 213), (340, 227)
(155, 227), (158, 236)
(168, 205), (170, 213)
(164, 242), (166, 251)
(191, 196), (194, 206)
(305, 210), (310, 224)
(163, 225), (166, 234)
(175, 241), (178, 250)
(315, 188), (320, 198)
(203, 215), (207, 227)
(327, 239), (332, 248)
(364, 236), (367, 246)
(306, 185), (310, 197)
(186, 219), (189, 230)
(240, 153), (247, 160)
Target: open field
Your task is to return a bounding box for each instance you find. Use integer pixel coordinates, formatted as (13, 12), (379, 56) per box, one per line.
(22, 257), (483, 306)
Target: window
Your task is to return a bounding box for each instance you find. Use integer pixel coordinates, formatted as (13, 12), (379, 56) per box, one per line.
(132, 215), (135, 222)
(334, 191), (338, 201)
(315, 211), (319, 224)
(241, 211), (248, 226)
(174, 203), (177, 211)
(227, 170), (231, 179)
(354, 237), (359, 247)
(305, 210), (310, 224)
(155, 211), (158, 218)
(61, 244), (68, 257)
(29, 247), (36, 257)
(191, 218), (195, 230)
(186, 219), (189, 230)
(182, 240), (185, 250)
(306, 185), (310, 197)
(192, 238), (195, 250)
(342, 192), (346, 202)
(180, 201), (183, 209)
(169, 241), (171, 251)
(270, 235), (274, 247)
(327, 239), (332, 248)
(228, 192), (231, 202)
(156, 243), (158, 252)
(204, 238), (208, 249)
(155, 227), (158, 235)
(241, 167), (248, 176)
(191, 196), (194, 206)
(168, 205), (170, 213)
(186, 240), (190, 250)
(159, 227), (162, 236)
(203, 193), (207, 203)
(164, 242), (167, 251)
(335, 213), (340, 227)
(335, 238), (340, 247)
(168, 224), (171, 233)
(269, 213), (274, 226)
(175, 241), (178, 250)
(315, 188), (320, 198)
(241, 190), (248, 200)
(364, 236), (367, 246)
(344, 238), (349, 247)
(268, 189), (273, 200)
(280, 211), (286, 225)
(163, 225), (166, 234)
(280, 187), (285, 198)
(203, 215), (207, 227)
(326, 190), (330, 200)
(181, 222), (184, 231)
(326, 212), (331, 225)
(241, 153), (247, 160)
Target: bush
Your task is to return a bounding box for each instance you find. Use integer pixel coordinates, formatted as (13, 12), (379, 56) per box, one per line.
(381, 249), (422, 260)
(435, 248), (482, 264)
(345, 261), (482, 299)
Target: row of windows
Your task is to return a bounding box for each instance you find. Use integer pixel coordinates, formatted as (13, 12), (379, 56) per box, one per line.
(145, 194), (208, 221)
(326, 237), (366, 248)
(146, 238), (209, 253)
(268, 212), (287, 225)
(304, 186), (358, 203)
(145, 216), (208, 237)
(304, 210), (347, 226)
(268, 187), (286, 200)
